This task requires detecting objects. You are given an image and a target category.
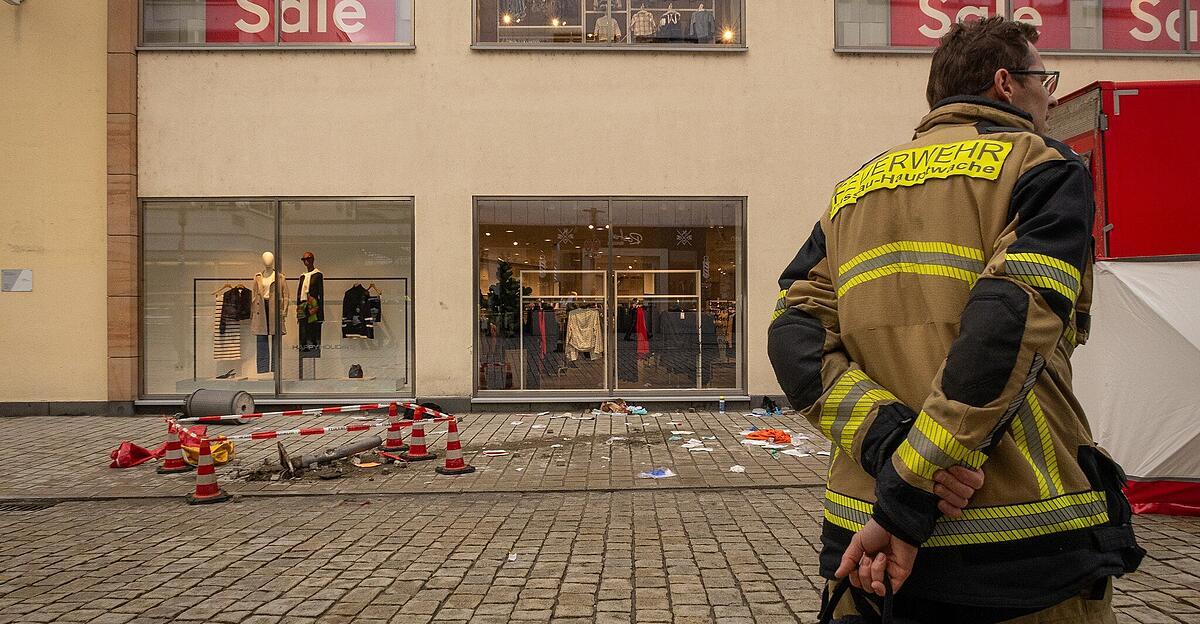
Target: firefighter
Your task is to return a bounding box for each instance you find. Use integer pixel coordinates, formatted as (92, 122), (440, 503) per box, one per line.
(768, 17), (1144, 623)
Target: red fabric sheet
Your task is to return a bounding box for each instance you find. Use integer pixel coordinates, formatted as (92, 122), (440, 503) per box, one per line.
(1124, 480), (1200, 516)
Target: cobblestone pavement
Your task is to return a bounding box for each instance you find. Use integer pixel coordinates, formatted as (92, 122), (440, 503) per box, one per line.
(0, 411), (827, 499)
(0, 493), (1197, 623)
(0, 412), (1198, 622)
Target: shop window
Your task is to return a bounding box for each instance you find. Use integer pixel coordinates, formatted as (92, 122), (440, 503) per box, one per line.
(474, 0), (746, 48)
(475, 197), (743, 395)
(142, 198), (414, 398)
(141, 0), (415, 47)
(835, 0), (1193, 55)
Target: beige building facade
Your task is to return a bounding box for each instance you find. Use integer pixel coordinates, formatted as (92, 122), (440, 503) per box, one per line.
(2, 1), (1196, 413)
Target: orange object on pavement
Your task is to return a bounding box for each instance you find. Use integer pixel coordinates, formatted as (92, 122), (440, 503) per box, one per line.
(745, 429), (791, 444)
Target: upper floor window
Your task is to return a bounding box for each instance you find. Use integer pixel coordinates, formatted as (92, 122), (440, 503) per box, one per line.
(141, 0), (415, 48)
(474, 0), (746, 49)
(836, 0), (1197, 55)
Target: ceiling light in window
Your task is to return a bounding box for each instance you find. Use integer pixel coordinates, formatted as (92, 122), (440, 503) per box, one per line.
(544, 239), (552, 242)
(484, 232), (492, 236)
(505, 230), (514, 233)
(588, 224), (595, 230)
(722, 29), (734, 42)
(551, 18), (561, 26)
(513, 242), (519, 246)
(503, 13), (513, 24)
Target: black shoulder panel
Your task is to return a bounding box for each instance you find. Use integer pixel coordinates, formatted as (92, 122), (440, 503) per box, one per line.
(777, 221), (827, 290)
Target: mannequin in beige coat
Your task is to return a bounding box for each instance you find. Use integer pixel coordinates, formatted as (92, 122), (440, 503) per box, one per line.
(250, 251), (289, 336)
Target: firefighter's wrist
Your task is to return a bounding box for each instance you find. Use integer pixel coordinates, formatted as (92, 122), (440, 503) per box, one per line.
(873, 460), (941, 547)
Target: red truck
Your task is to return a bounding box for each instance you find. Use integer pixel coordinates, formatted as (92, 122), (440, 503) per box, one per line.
(1050, 80), (1200, 516)
(1048, 80), (1200, 260)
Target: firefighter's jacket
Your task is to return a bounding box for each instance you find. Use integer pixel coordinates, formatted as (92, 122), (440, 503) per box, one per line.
(768, 97), (1143, 610)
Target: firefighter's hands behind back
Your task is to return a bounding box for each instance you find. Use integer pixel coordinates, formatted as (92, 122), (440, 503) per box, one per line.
(835, 519), (917, 597)
(933, 465), (986, 518)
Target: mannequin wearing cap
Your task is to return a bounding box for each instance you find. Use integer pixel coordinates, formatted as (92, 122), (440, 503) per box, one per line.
(297, 252), (324, 371)
(250, 251), (289, 374)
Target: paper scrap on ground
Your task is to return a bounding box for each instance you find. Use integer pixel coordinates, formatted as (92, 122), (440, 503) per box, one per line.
(668, 435), (683, 441)
(781, 449), (811, 458)
(638, 468), (677, 479)
(550, 444), (563, 448)
(511, 421), (524, 426)
(742, 439), (770, 446)
(688, 447), (714, 453)
(729, 465), (746, 473)
(671, 431), (695, 435)
(354, 462), (381, 468)
(531, 425), (546, 429)
(817, 451), (831, 456)
(605, 437), (627, 445)
(681, 439), (705, 449)
(482, 450), (510, 457)
(538, 411), (550, 416)
(507, 553), (518, 562)
(762, 444), (790, 450)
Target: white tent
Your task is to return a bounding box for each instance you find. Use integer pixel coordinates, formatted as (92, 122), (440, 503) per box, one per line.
(1073, 261), (1200, 515)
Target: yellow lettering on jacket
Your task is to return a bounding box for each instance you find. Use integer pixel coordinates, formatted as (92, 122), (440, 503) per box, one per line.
(830, 139), (1013, 219)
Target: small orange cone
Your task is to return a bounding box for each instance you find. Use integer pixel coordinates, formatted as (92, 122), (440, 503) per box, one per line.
(186, 438), (232, 505)
(436, 418), (475, 476)
(399, 406), (437, 462)
(382, 402), (408, 456)
(157, 427), (194, 474)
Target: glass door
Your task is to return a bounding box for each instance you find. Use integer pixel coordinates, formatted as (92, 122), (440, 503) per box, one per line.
(520, 270), (607, 390)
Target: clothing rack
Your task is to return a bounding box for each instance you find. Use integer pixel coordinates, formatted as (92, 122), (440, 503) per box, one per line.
(519, 270), (608, 390)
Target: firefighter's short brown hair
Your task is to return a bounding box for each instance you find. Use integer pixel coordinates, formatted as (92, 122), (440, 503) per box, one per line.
(926, 17), (1040, 107)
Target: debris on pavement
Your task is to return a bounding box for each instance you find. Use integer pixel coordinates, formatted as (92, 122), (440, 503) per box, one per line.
(744, 429), (792, 444)
(729, 465), (746, 473)
(781, 449), (811, 458)
(481, 450), (510, 457)
(638, 468), (677, 479)
(671, 430), (695, 435)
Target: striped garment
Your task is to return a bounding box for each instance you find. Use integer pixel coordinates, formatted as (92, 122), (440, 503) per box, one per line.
(213, 293), (241, 361)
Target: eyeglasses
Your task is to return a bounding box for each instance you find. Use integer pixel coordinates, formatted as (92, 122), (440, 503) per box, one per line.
(1009, 69), (1059, 95)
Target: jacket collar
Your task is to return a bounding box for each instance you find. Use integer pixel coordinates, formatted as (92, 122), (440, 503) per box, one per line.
(914, 96), (1035, 136)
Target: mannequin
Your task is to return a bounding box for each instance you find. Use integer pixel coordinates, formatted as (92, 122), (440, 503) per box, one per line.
(297, 251), (325, 377)
(250, 251), (288, 374)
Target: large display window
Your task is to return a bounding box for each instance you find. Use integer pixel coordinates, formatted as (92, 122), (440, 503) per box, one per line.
(473, 0), (746, 48)
(142, 198), (415, 399)
(476, 197), (743, 396)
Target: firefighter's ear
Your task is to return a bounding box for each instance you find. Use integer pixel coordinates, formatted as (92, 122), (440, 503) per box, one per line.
(992, 68), (1017, 104)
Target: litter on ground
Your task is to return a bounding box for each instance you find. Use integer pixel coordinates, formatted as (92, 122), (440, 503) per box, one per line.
(729, 465), (746, 473)
(638, 468), (677, 479)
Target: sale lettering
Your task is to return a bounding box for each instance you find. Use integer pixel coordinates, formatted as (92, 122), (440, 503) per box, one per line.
(889, 0), (1194, 51)
(205, 0), (398, 44)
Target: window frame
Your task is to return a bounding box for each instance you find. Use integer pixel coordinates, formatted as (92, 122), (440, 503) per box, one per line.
(471, 195), (749, 400)
(470, 0), (749, 52)
(833, 0), (1199, 58)
(137, 196), (418, 403)
(137, 0), (418, 51)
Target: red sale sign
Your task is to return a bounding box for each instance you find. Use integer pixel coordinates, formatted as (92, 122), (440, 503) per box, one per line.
(206, 0), (399, 44)
(1104, 0), (1194, 51)
(1011, 0), (1071, 50)
(890, 0), (999, 47)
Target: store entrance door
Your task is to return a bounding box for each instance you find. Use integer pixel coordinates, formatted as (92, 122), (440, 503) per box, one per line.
(476, 197), (743, 397)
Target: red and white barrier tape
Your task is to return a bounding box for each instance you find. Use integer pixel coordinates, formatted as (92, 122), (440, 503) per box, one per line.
(174, 403), (388, 424)
(205, 416), (454, 443)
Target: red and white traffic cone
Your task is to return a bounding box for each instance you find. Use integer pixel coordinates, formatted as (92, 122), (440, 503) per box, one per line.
(186, 438), (232, 505)
(399, 407), (436, 462)
(435, 417), (475, 476)
(157, 427), (194, 474)
(382, 402), (408, 456)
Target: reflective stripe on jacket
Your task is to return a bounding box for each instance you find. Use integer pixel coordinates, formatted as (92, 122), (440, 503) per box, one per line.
(768, 97), (1142, 610)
